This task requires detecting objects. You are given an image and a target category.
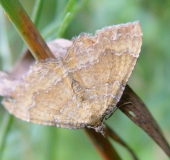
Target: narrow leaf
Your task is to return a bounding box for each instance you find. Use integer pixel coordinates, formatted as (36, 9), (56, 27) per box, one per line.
(118, 85), (170, 157)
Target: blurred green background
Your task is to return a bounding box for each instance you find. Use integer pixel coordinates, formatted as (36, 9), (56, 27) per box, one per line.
(0, 0), (170, 160)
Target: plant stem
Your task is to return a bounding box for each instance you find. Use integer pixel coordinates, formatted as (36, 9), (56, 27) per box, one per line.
(0, 0), (55, 60)
(0, 114), (13, 160)
(31, 0), (44, 27)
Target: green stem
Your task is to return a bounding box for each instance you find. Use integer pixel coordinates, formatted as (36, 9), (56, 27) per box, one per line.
(43, 0), (88, 39)
(0, 0), (55, 60)
(57, 13), (71, 37)
(31, 0), (44, 27)
(0, 114), (13, 160)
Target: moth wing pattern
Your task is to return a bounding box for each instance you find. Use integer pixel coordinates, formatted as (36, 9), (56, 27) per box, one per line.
(2, 21), (142, 130)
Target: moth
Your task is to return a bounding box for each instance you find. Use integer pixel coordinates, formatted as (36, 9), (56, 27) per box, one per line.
(0, 21), (142, 133)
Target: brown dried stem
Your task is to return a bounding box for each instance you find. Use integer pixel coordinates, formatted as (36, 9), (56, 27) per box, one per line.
(84, 128), (122, 160)
(105, 124), (138, 160)
(118, 85), (170, 157)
